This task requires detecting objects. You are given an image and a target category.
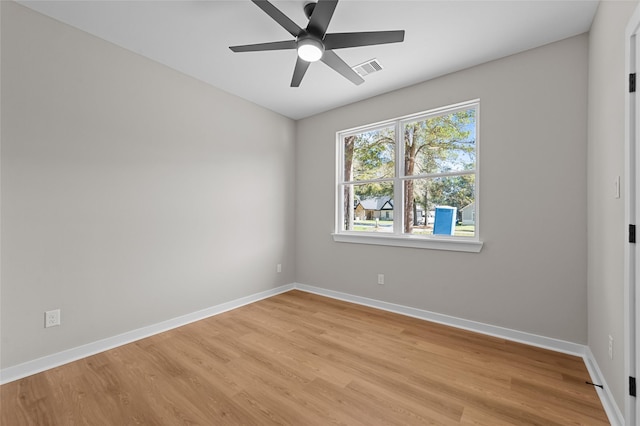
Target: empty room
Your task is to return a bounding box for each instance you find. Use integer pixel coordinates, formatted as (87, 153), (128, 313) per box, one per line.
(1, 0), (639, 424)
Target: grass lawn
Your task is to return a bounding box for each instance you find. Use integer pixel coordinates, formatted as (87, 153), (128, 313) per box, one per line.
(352, 220), (475, 237)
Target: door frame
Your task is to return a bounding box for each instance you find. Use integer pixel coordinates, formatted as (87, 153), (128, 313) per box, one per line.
(625, 4), (640, 425)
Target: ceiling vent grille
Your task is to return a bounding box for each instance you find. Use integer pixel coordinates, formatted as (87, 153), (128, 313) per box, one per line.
(352, 59), (383, 77)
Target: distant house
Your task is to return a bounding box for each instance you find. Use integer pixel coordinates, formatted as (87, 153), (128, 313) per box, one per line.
(460, 202), (475, 225)
(355, 196), (394, 220)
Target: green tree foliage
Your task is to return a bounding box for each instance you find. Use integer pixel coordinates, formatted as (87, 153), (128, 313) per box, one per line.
(342, 109), (476, 232)
(343, 127), (394, 229)
(352, 127), (395, 182)
(426, 175), (475, 213)
(404, 109), (475, 232)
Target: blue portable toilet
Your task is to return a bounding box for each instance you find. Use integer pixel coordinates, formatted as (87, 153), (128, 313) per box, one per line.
(433, 206), (457, 235)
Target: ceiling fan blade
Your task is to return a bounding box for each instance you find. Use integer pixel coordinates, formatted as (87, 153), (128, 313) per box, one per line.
(306, 0), (338, 38)
(251, 0), (303, 38)
(291, 57), (311, 87)
(321, 50), (364, 85)
(230, 40), (297, 53)
(323, 30), (405, 50)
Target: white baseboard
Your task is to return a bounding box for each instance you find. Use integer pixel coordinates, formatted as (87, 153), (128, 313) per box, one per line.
(0, 281), (625, 426)
(294, 283), (623, 425)
(583, 347), (624, 426)
(0, 284), (294, 385)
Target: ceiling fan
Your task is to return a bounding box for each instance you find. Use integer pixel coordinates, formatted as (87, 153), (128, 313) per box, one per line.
(229, 0), (405, 87)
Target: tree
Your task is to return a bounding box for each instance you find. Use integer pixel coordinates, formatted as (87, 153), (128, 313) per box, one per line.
(427, 174), (475, 216)
(343, 128), (394, 230)
(404, 110), (475, 233)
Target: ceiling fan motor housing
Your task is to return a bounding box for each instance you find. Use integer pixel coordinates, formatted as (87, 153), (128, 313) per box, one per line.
(303, 2), (316, 19)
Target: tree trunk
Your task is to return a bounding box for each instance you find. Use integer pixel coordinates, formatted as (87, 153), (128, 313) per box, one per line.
(405, 179), (414, 233)
(404, 125), (419, 233)
(424, 186), (429, 227)
(343, 136), (355, 230)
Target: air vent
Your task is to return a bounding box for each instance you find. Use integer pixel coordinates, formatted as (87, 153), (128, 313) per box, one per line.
(352, 59), (383, 77)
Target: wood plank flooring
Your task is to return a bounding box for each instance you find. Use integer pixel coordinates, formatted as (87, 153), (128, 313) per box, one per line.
(1, 290), (609, 425)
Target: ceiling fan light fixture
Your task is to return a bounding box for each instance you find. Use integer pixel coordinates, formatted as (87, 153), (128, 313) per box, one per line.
(297, 36), (324, 62)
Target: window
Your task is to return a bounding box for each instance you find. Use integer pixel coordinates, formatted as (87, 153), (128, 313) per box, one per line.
(334, 100), (482, 252)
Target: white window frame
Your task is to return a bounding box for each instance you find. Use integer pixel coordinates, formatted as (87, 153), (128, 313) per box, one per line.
(333, 99), (483, 253)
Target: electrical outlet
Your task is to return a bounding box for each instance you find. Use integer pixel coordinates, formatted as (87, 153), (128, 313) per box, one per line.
(45, 309), (61, 328)
(276, 263), (282, 273)
(377, 274), (385, 285)
(608, 335), (613, 359)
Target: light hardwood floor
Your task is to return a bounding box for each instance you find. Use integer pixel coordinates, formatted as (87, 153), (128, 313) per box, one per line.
(1, 290), (608, 425)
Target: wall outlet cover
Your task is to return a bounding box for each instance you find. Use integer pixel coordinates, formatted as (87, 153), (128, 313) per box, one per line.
(45, 309), (61, 328)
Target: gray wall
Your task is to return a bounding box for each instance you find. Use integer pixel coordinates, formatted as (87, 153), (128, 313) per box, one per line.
(1, 1), (296, 368)
(587, 0), (639, 412)
(296, 35), (589, 344)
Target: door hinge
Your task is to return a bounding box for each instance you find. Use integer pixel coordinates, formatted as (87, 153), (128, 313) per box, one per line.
(631, 73), (636, 93)
(631, 376), (637, 397)
(630, 224), (636, 243)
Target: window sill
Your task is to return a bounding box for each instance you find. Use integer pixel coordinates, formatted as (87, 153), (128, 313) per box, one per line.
(331, 233), (483, 253)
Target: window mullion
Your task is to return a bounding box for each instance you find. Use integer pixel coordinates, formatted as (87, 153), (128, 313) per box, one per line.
(394, 120), (403, 235)
(409, 170), (476, 180)
(340, 177), (395, 186)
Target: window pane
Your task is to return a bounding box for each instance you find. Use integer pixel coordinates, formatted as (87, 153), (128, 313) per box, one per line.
(344, 126), (395, 182)
(342, 182), (394, 232)
(403, 108), (476, 176)
(403, 176), (475, 237)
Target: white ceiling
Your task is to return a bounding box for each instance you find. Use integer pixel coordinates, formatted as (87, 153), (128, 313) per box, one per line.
(18, 0), (599, 120)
